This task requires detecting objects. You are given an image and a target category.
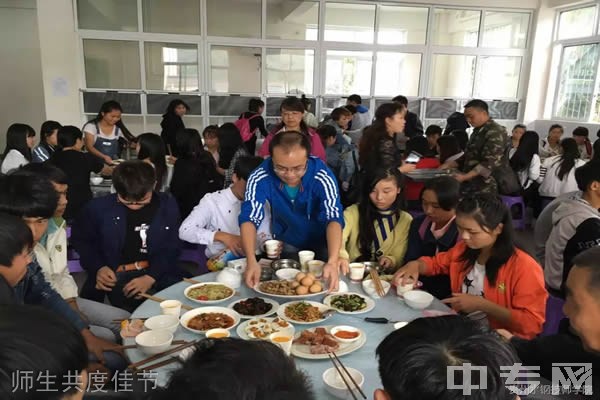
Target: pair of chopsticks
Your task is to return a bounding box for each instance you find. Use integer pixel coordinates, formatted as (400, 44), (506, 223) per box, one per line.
(327, 352), (366, 400)
(128, 340), (199, 371)
(116, 339), (187, 350)
(139, 293), (194, 310)
(370, 268), (386, 297)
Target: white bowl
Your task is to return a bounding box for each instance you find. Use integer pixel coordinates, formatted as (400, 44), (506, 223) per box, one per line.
(337, 280), (349, 293)
(361, 280), (391, 299)
(180, 306), (241, 334)
(90, 177), (103, 185)
(135, 329), (173, 355)
(275, 268), (300, 281)
(330, 325), (362, 343)
(144, 315), (179, 333)
(205, 328), (231, 339)
(403, 290), (434, 310)
(323, 367), (365, 400)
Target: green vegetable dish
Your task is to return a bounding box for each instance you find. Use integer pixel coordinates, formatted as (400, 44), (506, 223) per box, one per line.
(330, 294), (367, 312)
(187, 284), (233, 301)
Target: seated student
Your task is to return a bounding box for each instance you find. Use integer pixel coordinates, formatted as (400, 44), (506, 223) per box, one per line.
(340, 168), (411, 271)
(510, 123), (526, 150)
(346, 94), (372, 131)
(300, 94), (319, 129)
(72, 160), (185, 312)
(424, 124), (442, 155)
(403, 136), (440, 209)
(404, 177), (460, 299)
(15, 163), (130, 341)
(203, 125), (220, 164)
(148, 338), (315, 400)
(32, 120), (62, 163)
(0, 304), (89, 400)
(317, 124), (357, 193)
(437, 134), (464, 170)
(325, 107), (353, 142)
(509, 130), (541, 213)
(218, 123), (250, 188)
(544, 160), (600, 298)
(376, 315), (519, 400)
(342, 104), (364, 145)
(137, 132), (168, 192)
(241, 131), (345, 291)
(392, 95), (423, 139)
(1, 123), (35, 174)
(179, 156), (269, 259)
(449, 129), (469, 151)
(573, 126), (592, 160)
(594, 136), (600, 161)
(394, 194), (547, 339)
(49, 125), (112, 221)
(539, 124), (563, 159)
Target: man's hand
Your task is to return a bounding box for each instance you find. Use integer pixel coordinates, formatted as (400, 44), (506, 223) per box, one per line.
(441, 293), (485, 314)
(215, 232), (244, 256)
(96, 267), (116, 291)
(123, 275), (155, 298)
(81, 329), (123, 363)
(244, 260), (261, 289)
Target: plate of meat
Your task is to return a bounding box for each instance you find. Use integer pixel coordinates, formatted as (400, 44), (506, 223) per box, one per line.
(291, 326), (367, 359)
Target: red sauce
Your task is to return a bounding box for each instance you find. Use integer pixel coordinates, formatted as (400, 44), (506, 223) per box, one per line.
(334, 330), (360, 339)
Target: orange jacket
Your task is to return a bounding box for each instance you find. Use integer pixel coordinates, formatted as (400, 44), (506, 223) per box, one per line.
(420, 242), (547, 339)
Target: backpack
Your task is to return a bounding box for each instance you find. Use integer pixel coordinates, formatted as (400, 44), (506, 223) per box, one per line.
(234, 113), (260, 142)
(493, 148), (522, 196)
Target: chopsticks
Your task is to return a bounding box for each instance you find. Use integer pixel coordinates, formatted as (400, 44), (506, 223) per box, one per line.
(137, 356), (181, 371)
(116, 339), (187, 350)
(139, 293), (194, 310)
(327, 352), (366, 400)
(369, 268), (386, 298)
(128, 340), (199, 370)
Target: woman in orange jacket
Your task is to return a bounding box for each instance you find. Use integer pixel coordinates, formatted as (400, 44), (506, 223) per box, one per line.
(393, 194), (547, 339)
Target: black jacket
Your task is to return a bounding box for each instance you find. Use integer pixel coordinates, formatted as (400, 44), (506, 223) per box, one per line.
(160, 114), (185, 156)
(404, 111), (424, 139)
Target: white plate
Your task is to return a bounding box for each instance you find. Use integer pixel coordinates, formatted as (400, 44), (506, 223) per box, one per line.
(184, 282), (235, 305)
(291, 326), (367, 359)
(179, 306), (241, 334)
(228, 297), (279, 319)
(277, 301), (333, 325)
(236, 317), (295, 340)
(253, 281), (327, 299)
(322, 292), (375, 315)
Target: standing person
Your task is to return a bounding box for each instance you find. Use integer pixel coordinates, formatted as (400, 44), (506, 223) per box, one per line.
(241, 131), (346, 291)
(300, 95), (319, 128)
(32, 120), (62, 163)
(510, 124), (526, 150)
(236, 98), (267, 156)
(1, 123), (35, 174)
(454, 99), (508, 195)
(392, 95), (423, 139)
(572, 126), (593, 160)
(136, 133), (168, 192)
(218, 123), (250, 188)
(437, 135), (464, 170)
(346, 94), (372, 131)
(449, 129), (469, 151)
(443, 111), (469, 135)
(160, 99), (189, 157)
(83, 100), (136, 164)
(539, 124), (563, 159)
(258, 97), (326, 161)
(403, 136), (440, 209)
(202, 125), (220, 164)
(509, 130), (541, 212)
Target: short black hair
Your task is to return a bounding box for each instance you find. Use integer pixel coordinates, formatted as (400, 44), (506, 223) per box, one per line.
(406, 136), (433, 157)
(149, 338), (314, 400)
(331, 107), (352, 121)
(377, 315), (518, 400)
(269, 131), (311, 156)
(425, 124), (443, 137)
(248, 98), (265, 113)
(575, 159), (600, 191)
(449, 129), (469, 151)
(40, 120), (62, 140)
(57, 125), (83, 148)
(0, 173), (57, 219)
(233, 156), (263, 181)
(421, 176), (460, 211)
(202, 125), (218, 138)
(0, 212), (33, 266)
(573, 126), (589, 137)
(572, 247), (600, 293)
(317, 125), (337, 141)
(392, 95), (408, 106)
(112, 160), (156, 200)
(464, 99), (489, 113)
(512, 124), (526, 132)
(0, 305), (88, 399)
(344, 104), (357, 114)
(347, 94), (362, 104)
(15, 162), (68, 185)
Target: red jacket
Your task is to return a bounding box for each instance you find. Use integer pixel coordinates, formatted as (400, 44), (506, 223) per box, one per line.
(258, 127), (326, 162)
(405, 157), (440, 201)
(420, 242), (547, 339)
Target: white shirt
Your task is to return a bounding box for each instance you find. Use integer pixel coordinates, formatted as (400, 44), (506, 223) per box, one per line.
(83, 122), (120, 142)
(462, 262), (485, 296)
(179, 187), (272, 258)
(537, 156), (586, 198)
(1, 149), (29, 174)
(508, 149), (541, 190)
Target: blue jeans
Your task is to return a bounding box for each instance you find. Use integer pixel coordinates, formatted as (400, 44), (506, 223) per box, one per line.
(76, 297), (130, 342)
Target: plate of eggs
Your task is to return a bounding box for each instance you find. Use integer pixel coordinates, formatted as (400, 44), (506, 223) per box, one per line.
(255, 271), (327, 299)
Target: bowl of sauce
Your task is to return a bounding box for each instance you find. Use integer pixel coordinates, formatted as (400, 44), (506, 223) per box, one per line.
(330, 325), (362, 343)
(206, 328), (231, 339)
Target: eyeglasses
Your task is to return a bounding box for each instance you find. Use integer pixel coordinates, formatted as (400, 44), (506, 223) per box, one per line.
(118, 194), (152, 206)
(273, 163), (307, 175)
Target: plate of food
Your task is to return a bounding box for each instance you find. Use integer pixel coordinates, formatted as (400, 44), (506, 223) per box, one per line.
(291, 326), (367, 359)
(180, 306), (240, 334)
(277, 301), (332, 325)
(236, 316), (294, 340)
(184, 282), (235, 304)
(228, 297), (279, 318)
(254, 272), (327, 299)
(323, 292), (375, 315)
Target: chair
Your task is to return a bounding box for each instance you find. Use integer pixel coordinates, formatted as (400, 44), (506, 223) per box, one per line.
(179, 243), (209, 275)
(501, 195), (526, 230)
(540, 294), (566, 336)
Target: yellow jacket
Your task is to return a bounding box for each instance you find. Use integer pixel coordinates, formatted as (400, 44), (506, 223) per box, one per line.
(340, 204), (412, 268)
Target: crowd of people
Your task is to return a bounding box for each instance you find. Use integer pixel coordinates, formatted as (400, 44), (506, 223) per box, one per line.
(1, 95), (600, 399)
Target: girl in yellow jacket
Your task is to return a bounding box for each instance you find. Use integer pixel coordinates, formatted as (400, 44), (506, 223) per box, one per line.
(340, 167), (412, 271)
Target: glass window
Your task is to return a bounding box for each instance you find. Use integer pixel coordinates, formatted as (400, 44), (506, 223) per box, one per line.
(482, 12), (529, 49)
(77, 0), (138, 31)
(83, 92), (142, 114)
(325, 51), (372, 95)
(475, 56), (521, 99)
(558, 7), (596, 40)
(430, 54), (476, 98)
(206, 0), (261, 38)
(83, 40), (141, 89)
(266, 49), (314, 94)
(266, 0), (319, 40)
(142, 0), (201, 34)
(378, 6), (428, 45)
(209, 96), (257, 116)
(555, 44), (599, 120)
(374, 52), (421, 97)
(210, 46), (261, 93)
(145, 42), (199, 92)
(431, 9), (481, 47)
(324, 3), (375, 43)
(146, 94), (202, 115)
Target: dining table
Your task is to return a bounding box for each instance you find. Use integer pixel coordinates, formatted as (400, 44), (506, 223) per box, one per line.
(124, 272), (452, 398)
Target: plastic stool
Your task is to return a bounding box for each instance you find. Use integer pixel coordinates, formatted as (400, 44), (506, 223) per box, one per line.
(541, 295), (566, 336)
(501, 195), (526, 230)
(179, 244), (209, 274)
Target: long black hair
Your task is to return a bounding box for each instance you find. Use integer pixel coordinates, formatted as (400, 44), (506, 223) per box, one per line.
(510, 130), (539, 172)
(357, 168), (405, 261)
(86, 100), (136, 142)
(3, 123), (35, 161)
(39, 120), (62, 152)
(555, 138), (580, 180)
(163, 99), (190, 118)
(137, 133), (167, 188)
(457, 194), (515, 285)
(217, 123), (244, 169)
(437, 135), (462, 164)
(359, 102), (405, 167)
(273, 97), (310, 135)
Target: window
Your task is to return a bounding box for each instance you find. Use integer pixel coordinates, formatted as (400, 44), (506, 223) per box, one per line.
(266, 0), (319, 40)
(430, 55), (476, 98)
(374, 52), (421, 97)
(474, 56), (521, 99)
(77, 0), (138, 31)
(377, 6), (428, 45)
(431, 9), (481, 47)
(210, 46), (261, 93)
(557, 7), (596, 40)
(325, 50), (372, 95)
(324, 3), (375, 43)
(146, 94), (202, 115)
(83, 40), (141, 89)
(266, 49), (314, 94)
(142, 0), (201, 34)
(145, 43), (199, 92)
(206, 0), (261, 38)
(482, 12), (529, 49)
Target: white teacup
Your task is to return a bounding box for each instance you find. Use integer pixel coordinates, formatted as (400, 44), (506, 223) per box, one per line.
(298, 250), (315, 273)
(349, 263), (365, 282)
(264, 240), (282, 259)
(160, 300), (182, 316)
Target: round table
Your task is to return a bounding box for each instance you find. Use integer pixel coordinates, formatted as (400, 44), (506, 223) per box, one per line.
(125, 273), (451, 397)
